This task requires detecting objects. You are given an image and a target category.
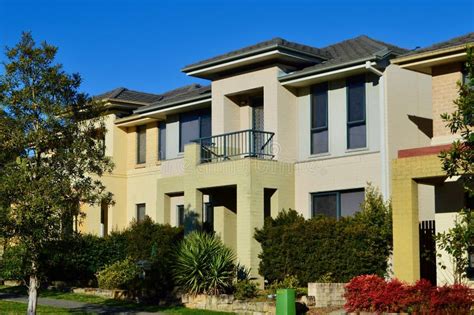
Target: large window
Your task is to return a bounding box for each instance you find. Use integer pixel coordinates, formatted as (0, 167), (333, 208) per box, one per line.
(158, 122), (166, 160)
(312, 189), (364, 219)
(347, 75), (366, 149)
(136, 203), (146, 222)
(136, 125), (147, 164)
(311, 83), (329, 154)
(179, 108), (211, 152)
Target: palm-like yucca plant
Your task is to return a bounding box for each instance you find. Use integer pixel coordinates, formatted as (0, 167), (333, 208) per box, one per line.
(174, 231), (236, 295)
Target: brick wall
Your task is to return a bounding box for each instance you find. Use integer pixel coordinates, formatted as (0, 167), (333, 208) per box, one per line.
(432, 63), (462, 139)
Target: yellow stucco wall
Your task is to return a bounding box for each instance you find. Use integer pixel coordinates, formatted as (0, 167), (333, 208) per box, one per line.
(392, 154), (445, 282)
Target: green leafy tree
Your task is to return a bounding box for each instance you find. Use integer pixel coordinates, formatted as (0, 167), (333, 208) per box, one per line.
(437, 46), (474, 284)
(0, 32), (113, 314)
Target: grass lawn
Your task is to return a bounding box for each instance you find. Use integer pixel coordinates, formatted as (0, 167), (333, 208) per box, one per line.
(0, 286), (234, 314)
(0, 300), (77, 314)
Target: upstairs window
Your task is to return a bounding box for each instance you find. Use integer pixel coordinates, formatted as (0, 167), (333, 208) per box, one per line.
(311, 83), (329, 154)
(312, 189), (365, 219)
(137, 125), (147, 164)
(347, 75), (367, 149)
(179, 108), (211, 152)
(159, 122), (166, 160)
(136, 203), (146, 222)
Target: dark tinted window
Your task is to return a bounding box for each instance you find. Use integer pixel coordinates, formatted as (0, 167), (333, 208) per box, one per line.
(347, 75), (366, 149)
(159, 122), (166, 160)
(312, 188), (364, 219)
(179, 108), (211, 152)
(137, 203), (146, 222)
(311, 83), (329, 154)
(137, 125), (146, 164)
(312, 193), (337, 218)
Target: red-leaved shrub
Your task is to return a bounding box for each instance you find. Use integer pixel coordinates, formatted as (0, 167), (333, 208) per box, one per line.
(344, 275), (473, 314)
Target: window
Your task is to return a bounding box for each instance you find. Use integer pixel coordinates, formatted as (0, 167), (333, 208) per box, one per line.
(347, 75), (366, 149)
(203, 202), (214, 233)
(137, 125), (146, 164)
(179, 108), (211, 152)
(177, 205), (185, 227)
(100, 200), (108, 237)
(136, 203), (146, 222)
(312, 189), (364, 219)
(159, 122), (166, 160)
(311, 83), (329, 154)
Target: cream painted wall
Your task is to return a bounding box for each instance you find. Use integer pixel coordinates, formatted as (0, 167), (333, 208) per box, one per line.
(294, 152), (382, 218)
(165, 115), (180, 159)
(169, 195), (185, 227)
(211, 67), (298, 162)
(385, 65), (432, 160)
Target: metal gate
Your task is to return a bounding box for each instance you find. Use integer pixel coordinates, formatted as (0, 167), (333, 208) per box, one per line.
(419, 220), (437, 285)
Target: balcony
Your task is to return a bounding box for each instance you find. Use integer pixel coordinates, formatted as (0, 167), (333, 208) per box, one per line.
(194, 129), (275, 163)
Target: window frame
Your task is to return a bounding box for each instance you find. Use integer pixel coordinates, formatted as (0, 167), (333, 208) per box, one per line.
(158, 122), (166, 161)
(136, 203), (146, 222)
(310, 82), (329, 155)
(311, 188), (365, 219)
(179, 108), (211, 153)
(136, 125), (147, 164)
(346, 75), (367, 150)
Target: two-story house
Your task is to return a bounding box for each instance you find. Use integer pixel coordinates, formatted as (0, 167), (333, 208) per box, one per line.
(391, 33), (474, 285)
(81, 35), (433, 281)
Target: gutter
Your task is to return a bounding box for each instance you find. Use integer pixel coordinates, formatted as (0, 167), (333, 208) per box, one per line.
(134, 93), (211, 115)
(366, 61), (389, 200)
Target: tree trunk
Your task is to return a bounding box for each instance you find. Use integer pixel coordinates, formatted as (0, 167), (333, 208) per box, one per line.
(27, 273), (38, 315)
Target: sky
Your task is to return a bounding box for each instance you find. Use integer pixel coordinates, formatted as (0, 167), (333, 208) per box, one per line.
(1, 0), (473, 96)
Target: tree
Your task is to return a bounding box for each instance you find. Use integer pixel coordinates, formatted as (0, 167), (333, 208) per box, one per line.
(0, 32), (113, 314)
(437, 46), (474, 283)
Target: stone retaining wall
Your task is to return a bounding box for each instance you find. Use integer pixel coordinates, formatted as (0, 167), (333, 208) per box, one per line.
(181, 294), (275, 315)
(72, 287), (130, 300)
(307, 283), (346, 308)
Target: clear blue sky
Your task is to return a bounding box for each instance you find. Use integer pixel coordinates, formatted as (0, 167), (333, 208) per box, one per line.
(1, 0), (473, 96)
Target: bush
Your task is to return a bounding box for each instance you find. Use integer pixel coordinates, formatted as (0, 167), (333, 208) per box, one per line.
(41, 232), (127, 285)
(234, 279), (258, 300)
(344, 275), (474, 314)
(0, 244), (30, 281)
(97, 258), (141, 290)
(255, 185), (392, 284)
(174, 231), (236, 295)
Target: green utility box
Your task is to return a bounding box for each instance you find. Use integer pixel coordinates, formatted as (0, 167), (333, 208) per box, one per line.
(276, 288), (296, 315)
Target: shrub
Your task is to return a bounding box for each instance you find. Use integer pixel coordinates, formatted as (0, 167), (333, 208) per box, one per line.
(97, 258), (141, 290)
(174, 231), (236, 295)
(234, 279), (258, 300)
(0, 244), (30, 281)
(344, 275), (474, 314)
(255, 185), (392, 285)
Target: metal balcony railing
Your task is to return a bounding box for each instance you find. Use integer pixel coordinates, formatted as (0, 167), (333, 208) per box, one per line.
(194, 129), (275, 163)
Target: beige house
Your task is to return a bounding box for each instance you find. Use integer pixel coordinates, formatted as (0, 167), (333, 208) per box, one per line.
(390, 33), (474, 285)
(81, 34), (435, 281)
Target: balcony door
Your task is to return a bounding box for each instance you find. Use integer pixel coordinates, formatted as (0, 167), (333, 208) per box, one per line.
(251, 96), (264, 156)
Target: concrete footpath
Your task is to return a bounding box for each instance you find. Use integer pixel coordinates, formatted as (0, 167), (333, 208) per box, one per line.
(0, 292), (164, 314)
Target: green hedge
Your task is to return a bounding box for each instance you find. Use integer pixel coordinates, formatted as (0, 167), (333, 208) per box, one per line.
(255, 185), (392, 284)
(1, 216), (183, 294)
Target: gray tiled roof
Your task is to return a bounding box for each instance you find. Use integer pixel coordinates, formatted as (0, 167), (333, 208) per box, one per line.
(182, 37), (330, 71)
(402, 32), (474, 56)
(96, 87), (163, 104)
(134, 84), (211, 114)
(280, 35), (407, 80)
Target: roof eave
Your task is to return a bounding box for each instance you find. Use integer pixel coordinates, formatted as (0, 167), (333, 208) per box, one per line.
(181, 45), (327, 74)
(279, 55), (378, 83)
(134, 93), (211, 115)
(392, 44), (471, 65)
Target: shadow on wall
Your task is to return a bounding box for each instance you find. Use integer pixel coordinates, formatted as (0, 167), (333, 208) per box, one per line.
(183, 205), (213, 235)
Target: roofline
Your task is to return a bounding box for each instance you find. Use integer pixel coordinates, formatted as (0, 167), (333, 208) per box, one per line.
(134, 93), (211, 114)
(280, 61), (377, 87)
(279, 56), (377, 82)
(137, 98), (211, 118)
(181, 44), (327, 73)
(391, 44), (471, 65)
(103, 98), (151, 106)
